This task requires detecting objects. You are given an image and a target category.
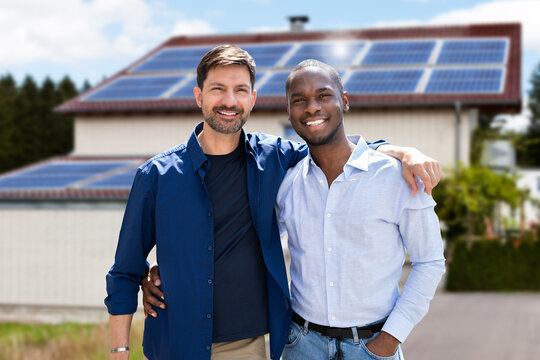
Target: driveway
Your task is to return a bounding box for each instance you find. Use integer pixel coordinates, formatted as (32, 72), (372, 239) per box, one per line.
(402, 293), (540, 360)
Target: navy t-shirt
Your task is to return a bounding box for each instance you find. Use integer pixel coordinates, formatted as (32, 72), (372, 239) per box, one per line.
(205, 141), (269, 343)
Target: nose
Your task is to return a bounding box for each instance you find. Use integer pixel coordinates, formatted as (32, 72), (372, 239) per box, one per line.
(305, 97), (321, 115)
(221, 88), (238, 108)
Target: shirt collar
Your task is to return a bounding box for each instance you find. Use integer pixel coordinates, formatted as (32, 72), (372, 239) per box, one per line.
(343, 135), (370, 178)
(187, 122), (252, 173)
(301, 135), (370, 180)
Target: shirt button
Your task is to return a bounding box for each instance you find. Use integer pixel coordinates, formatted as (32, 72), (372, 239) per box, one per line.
(208, 279), (212, 284)
(332, 316), (336, 320)
(319, 179), (324, 184)
(208, 212), (212, 217)
(206, 345), (211, 351)
(329, 281), (334, 287)
(327, 247), (332, 252)
(326, 213), (331, 218)
(208, 245), (212, 251)
(206, 313), (212, 319)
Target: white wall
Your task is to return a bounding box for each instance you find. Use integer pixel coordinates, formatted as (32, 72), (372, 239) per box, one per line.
(74, 108), (475, 167)
(517, 169), (540, 222)
(74, 115), (201, 156)
(0, 203), (155, 308)
(343, 108), (475, 167)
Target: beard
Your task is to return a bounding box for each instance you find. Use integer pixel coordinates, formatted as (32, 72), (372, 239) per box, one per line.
(295, 117), (344, 147)
(202, 105), (249, 135)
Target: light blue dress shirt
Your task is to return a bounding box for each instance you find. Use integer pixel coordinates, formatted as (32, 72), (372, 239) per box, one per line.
(275, 135), (445, 343)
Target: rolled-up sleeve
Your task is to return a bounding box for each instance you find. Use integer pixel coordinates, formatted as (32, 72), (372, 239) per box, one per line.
(383, 181), (446, 342)
(105, 166), (156, 315)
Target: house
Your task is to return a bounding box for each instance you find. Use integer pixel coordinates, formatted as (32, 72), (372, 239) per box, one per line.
(0, 22), (522, 309)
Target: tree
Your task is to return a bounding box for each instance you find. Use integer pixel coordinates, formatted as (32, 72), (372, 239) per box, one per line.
(0, 75), (18, 172)
(0, 74), (78, 174)
(516, 61), (540, 166)
(433, 165), (529, 243)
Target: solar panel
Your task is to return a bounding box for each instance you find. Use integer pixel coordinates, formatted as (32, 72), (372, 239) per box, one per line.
(346, 69), (424, 94)
(437, 40), (507, 64)
(256, 72), (289, 96)
(83, 167), (139, 189)
(170, 78), (198, 99)
(285, 41), (365, 67)
(0, 161), (135, 190)
(241, 44), (294, 67)
(85, 76), (185, 101)
(425, 68), (503, 93)
(132, 47), (212, 72)
(362, 41), (435, 65)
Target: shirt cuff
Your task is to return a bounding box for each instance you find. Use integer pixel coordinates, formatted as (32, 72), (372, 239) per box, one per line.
(381, 311), (415, 343)
(104, 291), (139, 315)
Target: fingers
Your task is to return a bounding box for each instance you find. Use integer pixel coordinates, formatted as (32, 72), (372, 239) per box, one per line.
(141, 269), (166, 318)
(142, 284), (165, 318)
(422, 160), (440, 195)
(150, 265), (162, 286)
(402, 167), (418, 196)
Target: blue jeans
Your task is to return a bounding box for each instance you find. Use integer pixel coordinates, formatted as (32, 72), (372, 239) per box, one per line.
(282, 321), (404, 360)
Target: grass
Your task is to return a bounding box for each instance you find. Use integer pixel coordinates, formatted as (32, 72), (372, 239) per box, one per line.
(0, 320), (145, 360)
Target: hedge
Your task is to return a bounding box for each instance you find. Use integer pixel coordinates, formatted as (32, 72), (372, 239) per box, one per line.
(446, 239), (540, 291)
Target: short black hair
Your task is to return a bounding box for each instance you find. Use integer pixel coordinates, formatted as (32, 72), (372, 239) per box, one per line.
(285, 59), (344, 95)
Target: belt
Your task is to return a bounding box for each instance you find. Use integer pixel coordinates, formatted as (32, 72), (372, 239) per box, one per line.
(292, 312), (384, 339)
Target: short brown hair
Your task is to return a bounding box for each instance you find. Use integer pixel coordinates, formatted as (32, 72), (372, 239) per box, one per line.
(196, 45), (256, 90)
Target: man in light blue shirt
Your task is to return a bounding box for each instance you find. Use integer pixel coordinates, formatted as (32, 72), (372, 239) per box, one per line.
(275, 59), (445, 360)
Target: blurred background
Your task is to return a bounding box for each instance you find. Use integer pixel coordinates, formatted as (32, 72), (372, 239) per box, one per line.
(0, 0), (539, 359)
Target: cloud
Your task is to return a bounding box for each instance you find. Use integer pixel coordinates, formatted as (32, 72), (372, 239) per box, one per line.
(172, 19), (216, 36)
(0, 0), (215, 67)
(371, 1), (540, 54)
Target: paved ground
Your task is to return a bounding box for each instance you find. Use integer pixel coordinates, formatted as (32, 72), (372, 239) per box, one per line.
(402, 293), (540, 360)
(2, 288), (539, 359)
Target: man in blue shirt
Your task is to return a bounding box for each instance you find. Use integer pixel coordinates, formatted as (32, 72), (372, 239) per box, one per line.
(108, 45), (440, 360)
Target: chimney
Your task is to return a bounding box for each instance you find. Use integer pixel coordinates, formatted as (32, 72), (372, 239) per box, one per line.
(288, 16), (309, 32)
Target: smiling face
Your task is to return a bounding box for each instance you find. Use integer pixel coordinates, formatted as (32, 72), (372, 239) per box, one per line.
(287, 66), (349, 147)
(194, 64), (257, 135)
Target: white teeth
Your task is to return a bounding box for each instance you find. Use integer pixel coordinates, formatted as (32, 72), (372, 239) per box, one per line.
(218, 111), (237, 116)
(306, 119), (325, 126)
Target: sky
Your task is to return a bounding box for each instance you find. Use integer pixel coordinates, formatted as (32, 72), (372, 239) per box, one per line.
(1, 0), (539, 131)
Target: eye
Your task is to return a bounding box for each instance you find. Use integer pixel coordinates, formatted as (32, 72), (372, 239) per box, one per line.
(291, 98), (305, 104)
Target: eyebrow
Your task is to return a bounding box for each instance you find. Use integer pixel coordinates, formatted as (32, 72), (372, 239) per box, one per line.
(206, 81), (251, 89)
(290, 87), (333, 98)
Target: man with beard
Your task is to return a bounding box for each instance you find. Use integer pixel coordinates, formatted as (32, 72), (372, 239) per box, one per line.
(107, 46), (440, 360)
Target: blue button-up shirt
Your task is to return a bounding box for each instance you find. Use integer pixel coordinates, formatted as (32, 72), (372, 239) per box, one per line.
(105, 123), (308, 359)
(276, 136), (445, 343)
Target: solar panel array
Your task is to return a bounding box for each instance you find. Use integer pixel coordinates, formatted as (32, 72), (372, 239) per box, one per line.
(0, 161), (139, 190)
(426, 68), (503, 94)
(83, 38), (509, 101)
(362, 41), (435, 65)
(347, 69), (424, 94)
(85, 76), (185, 101)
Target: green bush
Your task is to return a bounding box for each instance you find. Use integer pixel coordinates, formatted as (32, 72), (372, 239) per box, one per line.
(446, 239), (540, 291)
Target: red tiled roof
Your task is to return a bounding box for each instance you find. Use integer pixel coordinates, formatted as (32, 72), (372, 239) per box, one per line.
(55, 23), (521, 115)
